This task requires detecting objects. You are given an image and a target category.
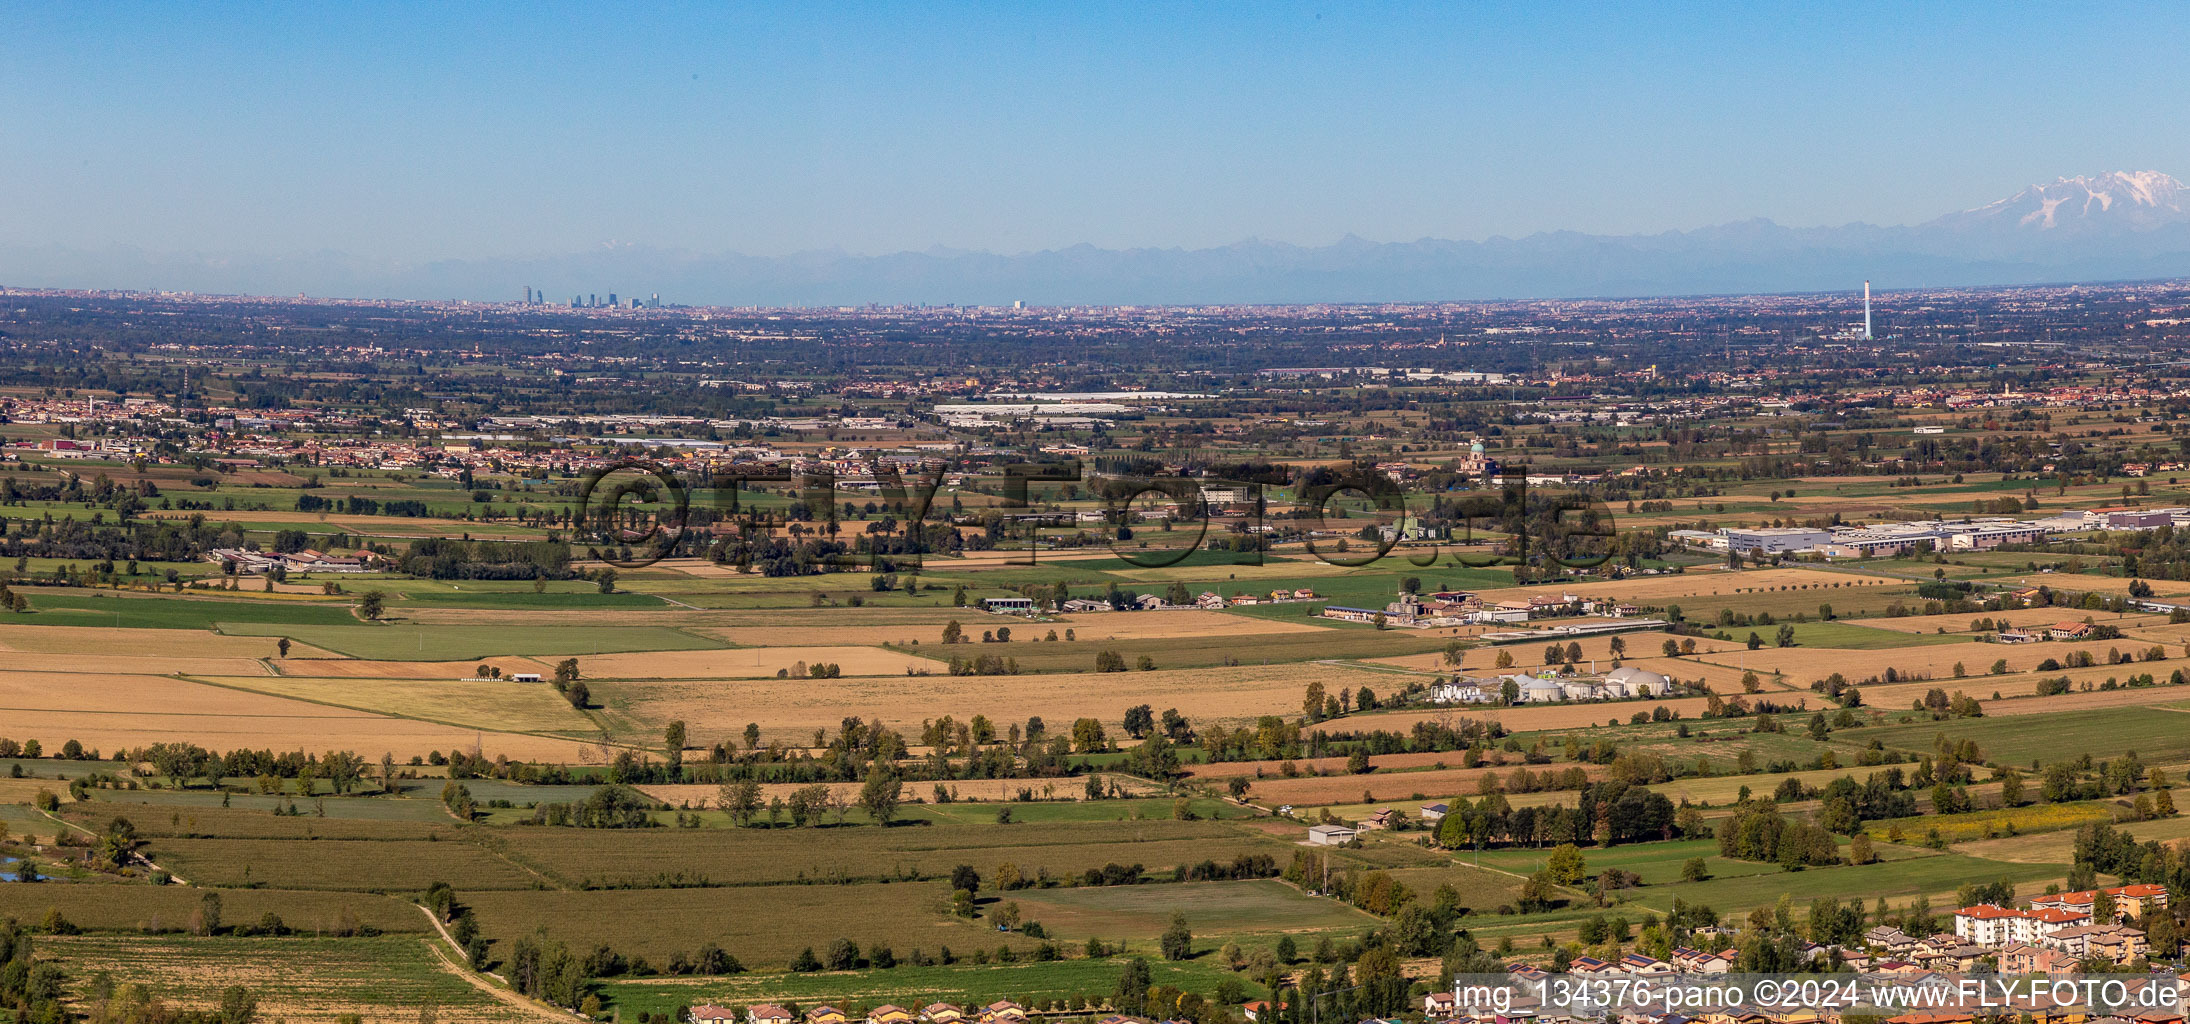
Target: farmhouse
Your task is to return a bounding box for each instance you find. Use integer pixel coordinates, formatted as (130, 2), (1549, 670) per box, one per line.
(1306, 823), (1357, 845)
(748, 1008), (795, 1024)
(979, 597), (1035, 614)
(691, 1008), (737, 1024)
(2046, 621), (2094, 641)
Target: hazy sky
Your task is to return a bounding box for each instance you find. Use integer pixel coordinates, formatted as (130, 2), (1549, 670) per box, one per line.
(8, 2), (2189, 261)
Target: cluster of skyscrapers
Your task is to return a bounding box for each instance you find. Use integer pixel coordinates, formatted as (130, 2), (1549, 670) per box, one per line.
(519, 286), (662, 309)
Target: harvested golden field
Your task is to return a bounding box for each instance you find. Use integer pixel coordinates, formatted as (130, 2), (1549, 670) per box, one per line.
(190, 674), (603, 736)
(575, 645), (947, 679)
(1474, 567), (1891, 604)
(1983, 685), (2190, 716)
(647, 557), (755, 577)
(271, 656), (549, 678)
(598, 661), (1400, 745)
(0, 670), (589, 760)
(0, 652), (273, 675)
(0, 776), (76, 806)
(2118, 621), (2190, 643)
(0, 623), (340, 658)
(1702, 637), (2153, 682)
(1955, 814), (2190, 864)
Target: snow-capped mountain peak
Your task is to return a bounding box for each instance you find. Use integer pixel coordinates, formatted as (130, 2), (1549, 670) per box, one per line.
(1939, 171), (2189, 232)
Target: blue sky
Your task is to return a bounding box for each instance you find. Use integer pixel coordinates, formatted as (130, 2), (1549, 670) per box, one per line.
(6, 2), (2188, 261)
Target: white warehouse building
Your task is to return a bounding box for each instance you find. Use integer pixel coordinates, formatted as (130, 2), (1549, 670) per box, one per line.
(1719, 527), (1833, 554)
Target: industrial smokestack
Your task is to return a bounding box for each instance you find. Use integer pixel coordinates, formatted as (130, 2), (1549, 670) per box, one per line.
(1863, 280), (1873, 340)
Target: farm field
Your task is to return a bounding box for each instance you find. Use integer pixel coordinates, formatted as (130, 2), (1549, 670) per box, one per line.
(12, 590), (362, 630)
(930, 630), (1448, 674)
(1854, 704), (2190, 765)
(1618, 850), (2071, 915)
(144, 836), (551, 892)
(217, 623), (725, 659)
(1004, 878), (1377, 941)
(0, 669), (589, 759)
(1860, 801), (2120, 845)
(475, 818), (1301, 890)
(0, 885), (426, 936)
(1955, 813), (2190, 863)
(45, 934), (527, 1024)
(1466, 836), (1930, 887)
(594, 661), (1404, 745)
(574, 645), (949, 679)
(0, 622), (335, 658)
(597, 955), (1257, 1019)
(189, 674), (606, 735)
(1235, 764), (1595, 807)
(629, 779), (1188, 811)
(461, 881), (1035, 971)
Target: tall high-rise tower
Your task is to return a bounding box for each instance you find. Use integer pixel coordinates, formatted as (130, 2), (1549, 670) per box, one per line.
(1863, 281), (1873, 341)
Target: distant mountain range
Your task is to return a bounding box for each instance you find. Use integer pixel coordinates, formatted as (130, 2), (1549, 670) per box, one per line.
(11, 172), (2190, 306)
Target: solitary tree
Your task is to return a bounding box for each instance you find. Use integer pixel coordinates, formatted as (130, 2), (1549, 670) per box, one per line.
(859, 765), (903, 824)
(358, 590), (385, 620)
(1159, 912), (1193, 960)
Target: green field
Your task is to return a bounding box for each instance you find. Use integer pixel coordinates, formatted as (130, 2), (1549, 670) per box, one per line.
(1470, 835), (1933, 888)
(1856, 705), (2190, 765)
(477, 818), (1300, 890)
(464, 881), (1032, 972)
(1619, 849), (2067, 914)
(15, 591), (360, 629)
(598, 954), (1259, 1018)
(1005, 878), (1376, 941)
(0, 885), (426, 935)
(396, 590), (669, 609)
(145, 836), (547, 892)
(216, 622), (724, 659)
(1746, 620), (1974, 649)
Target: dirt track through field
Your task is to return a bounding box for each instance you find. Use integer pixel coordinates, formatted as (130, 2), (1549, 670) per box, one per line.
(415, 909), (567, 1023)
